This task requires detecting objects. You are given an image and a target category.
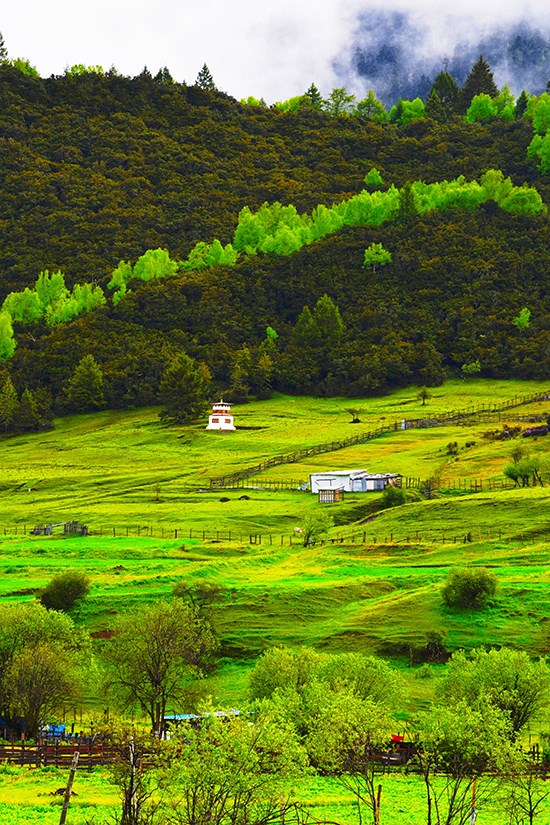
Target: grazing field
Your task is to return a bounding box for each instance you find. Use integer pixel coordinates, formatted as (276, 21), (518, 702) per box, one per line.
(0, 378), (549, 823)
(0, 765), (524, 825)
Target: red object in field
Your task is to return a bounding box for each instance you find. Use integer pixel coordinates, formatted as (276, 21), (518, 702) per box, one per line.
(391, 734), (404, 742)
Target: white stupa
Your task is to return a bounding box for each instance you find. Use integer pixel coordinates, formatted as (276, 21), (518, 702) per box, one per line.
(206, 399), (236, 431)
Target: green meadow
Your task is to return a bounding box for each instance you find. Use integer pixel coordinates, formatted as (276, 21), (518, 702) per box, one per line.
(0, 378), (549, 823)
(0, 764), (527, 825)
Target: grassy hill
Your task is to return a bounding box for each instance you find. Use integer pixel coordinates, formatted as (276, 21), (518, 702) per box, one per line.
(0, 378), (548, 687)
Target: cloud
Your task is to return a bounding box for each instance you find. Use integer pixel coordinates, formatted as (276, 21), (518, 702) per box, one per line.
(2, 0), (549, 104)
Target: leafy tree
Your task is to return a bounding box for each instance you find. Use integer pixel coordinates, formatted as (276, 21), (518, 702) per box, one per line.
(66, 354), (106, 412)
(417, 385), (432, 405)
(2, 288), (42, 323)
(364, 167), (384, 188)
(133, 248), (178, 283)
(324, 87), (355, 116)
(106, 599), (217, 735)
(162, 710), (307, 825)
(355, 90), (387, 122)
(301, 511), (333, 547)
(441, 567), (498, 609)
(513, 307), (531, 330)
(0, 375), (19, 432)
(0, 311), (16, 362)
(499, 750), (550, 825)
(381, 483), (407, 508)
(158, 352), (210, 424)
(413, 701), (511, 825)
(39, 571), (91, 612)
(363, 242), (392, 270)
(0, 602), (86, 728)
(461, 359), (481, 376)
(249, 646), (324, 701)
(195, 63), (216, 91)
(389, 97), (425, 125)
(459, 55), (498, 113)
(466, 93), (499, 122)
(306, 690), (394, 823)
(439, 648), (550, 739)
(6, 643), (81, 737)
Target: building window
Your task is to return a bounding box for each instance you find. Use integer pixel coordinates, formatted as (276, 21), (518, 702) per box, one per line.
(212, 417), (219, 423)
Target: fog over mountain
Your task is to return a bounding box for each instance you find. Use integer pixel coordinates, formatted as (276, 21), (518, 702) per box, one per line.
(338, 10), (550, 105)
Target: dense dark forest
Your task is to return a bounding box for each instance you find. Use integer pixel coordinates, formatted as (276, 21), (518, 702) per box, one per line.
(0, 62), (549, 421)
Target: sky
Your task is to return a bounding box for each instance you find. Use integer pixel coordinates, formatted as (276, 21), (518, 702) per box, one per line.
(2, 0), (549, 103)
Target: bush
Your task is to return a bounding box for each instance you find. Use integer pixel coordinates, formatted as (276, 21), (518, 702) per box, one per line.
(381, 484), (407, 508)
(39, 571), (91, 612)
(441, 567), (498, 609)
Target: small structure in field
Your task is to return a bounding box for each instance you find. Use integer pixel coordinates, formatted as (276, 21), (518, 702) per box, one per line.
(206, 399), (236, 432)
(318, 488), (344, 504)
(310, 468), (401, 494)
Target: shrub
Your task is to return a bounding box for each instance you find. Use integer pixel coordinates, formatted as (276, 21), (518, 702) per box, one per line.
(441, 567), (498, 609)
(39, 571), (91, 612)
(381, 484), (407, 508)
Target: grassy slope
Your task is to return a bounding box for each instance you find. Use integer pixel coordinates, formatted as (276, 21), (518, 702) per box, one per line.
(0, 378), (548, 697)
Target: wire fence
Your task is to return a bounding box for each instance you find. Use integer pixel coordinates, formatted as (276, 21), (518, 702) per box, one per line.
(209, 391), (550, 489)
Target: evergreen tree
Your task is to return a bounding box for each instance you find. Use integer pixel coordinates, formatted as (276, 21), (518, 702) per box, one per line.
(428, 71), (460, 119)
(195, 63), (216, 91)
(0, 32), (7, 62)
(304, 83), (324, 110)
(312, 294), (345, 350)
(355, 90), (388, 122)
(425, 89), (447, 123)
(396, 182), (419, 223)
(17, 389), (41, 432)
(66, 355), (106, 412)
(158, 353), (210, 424)
(229, 346), (252, 403)
(459, 55), (498, 114)
(0, 376), (19, 432)
(515, 89), (529, 118)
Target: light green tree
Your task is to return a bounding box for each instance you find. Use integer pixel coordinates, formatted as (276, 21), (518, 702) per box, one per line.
(513, 307), (531, 329)
(106, 599), (217, 735)
(0, 311), (16, 361)
(363, 242), (392, 270)
(437, 648), (550, 738)
(324, 87), (355, 116)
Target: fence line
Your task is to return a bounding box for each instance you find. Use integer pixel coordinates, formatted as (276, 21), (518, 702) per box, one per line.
(209, 391), (550, 489)
(0, 519), (545, 546)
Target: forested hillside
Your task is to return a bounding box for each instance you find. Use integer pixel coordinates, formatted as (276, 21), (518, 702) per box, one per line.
(0, 63), (549, 418)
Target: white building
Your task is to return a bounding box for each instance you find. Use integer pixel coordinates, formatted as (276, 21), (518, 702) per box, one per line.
(206, 400), (236, 431)
(309, 468), (400, 494)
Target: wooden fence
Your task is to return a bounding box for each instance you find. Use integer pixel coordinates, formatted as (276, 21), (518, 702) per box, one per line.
(209, 391), (550, 489)
(0, 738), (115, 768)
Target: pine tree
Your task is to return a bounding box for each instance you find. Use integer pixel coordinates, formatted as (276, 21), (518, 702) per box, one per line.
(0, 376), (19, 432)
(229, 346), (252, 403)
(459, 55), (498, 114)
(428, 71), (460, 119)
(0, 32), (7, 62)
(158, 353), (210, 424)
(515, 90), (529, 118)
(304, 83), (324, 110)
(66, 355), (106, 412)
(195, 63), (216, 91)
(396, 182), (419, 224)
(425, 89), (447, 123)
(17, 389), (41, 431)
